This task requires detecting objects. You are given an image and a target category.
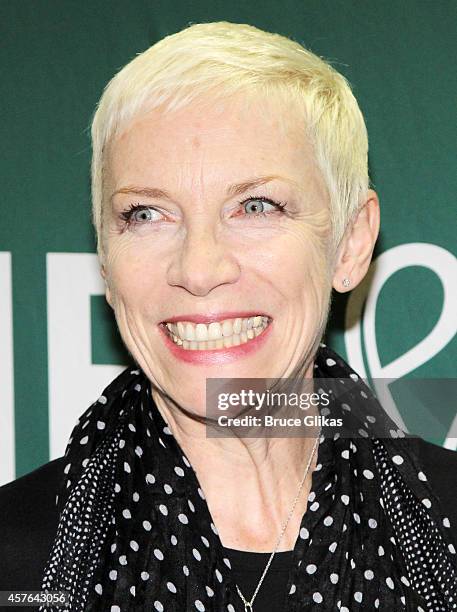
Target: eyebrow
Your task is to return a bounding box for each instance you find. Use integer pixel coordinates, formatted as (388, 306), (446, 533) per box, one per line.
(227, 175), (301, 197)
(110, 174), (301, 203)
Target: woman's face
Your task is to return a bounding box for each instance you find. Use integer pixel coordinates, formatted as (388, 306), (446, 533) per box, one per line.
(102, 94), (333, 413)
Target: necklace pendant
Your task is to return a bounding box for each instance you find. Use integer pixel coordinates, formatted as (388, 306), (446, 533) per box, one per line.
(244, 604), (253, 612)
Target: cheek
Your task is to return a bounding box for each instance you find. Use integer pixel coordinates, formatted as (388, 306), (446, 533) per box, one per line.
(104, 242), (162, 308)
(261, 224), (331, 299)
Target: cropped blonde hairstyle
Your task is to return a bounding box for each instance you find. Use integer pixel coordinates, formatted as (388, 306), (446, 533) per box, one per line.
(91, 21), (369, 264)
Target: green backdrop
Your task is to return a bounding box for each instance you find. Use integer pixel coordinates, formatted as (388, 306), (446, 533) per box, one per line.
(1, 0), (456, 484)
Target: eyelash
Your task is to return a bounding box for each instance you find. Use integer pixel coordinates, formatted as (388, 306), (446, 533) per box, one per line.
(119, 196), (288, 227)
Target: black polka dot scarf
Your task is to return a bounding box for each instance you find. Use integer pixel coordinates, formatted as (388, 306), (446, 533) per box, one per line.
(40, 344), (457, 611)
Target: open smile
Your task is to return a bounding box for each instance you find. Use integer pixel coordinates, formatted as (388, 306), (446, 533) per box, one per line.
(158, 314), (273, 364)
(161, 315), (271, 350)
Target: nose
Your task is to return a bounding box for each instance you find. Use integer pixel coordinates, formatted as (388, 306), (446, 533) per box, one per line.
(167, 222), (240, 296)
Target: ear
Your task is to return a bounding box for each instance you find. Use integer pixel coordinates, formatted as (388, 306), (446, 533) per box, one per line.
(100, 263), (113, 308)
(332, 189), (380, 293)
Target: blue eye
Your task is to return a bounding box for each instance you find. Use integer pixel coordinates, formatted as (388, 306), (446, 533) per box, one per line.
(241, 197), (287, 218)
(245, 200), (272, 214)
(119, 196), (288, 230)
(120, 204), (162, 226)
(132, 208), (155, 222)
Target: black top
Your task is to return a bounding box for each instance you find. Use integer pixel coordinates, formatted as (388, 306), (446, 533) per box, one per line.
(0, 437), (456, 611)
(222, 546), (294, 610)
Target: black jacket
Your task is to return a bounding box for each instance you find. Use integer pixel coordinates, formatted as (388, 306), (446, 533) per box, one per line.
(1, 438), (456, 604)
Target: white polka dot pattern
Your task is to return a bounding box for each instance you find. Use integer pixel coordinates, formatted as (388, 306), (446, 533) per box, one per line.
(39, 346), (457, 611)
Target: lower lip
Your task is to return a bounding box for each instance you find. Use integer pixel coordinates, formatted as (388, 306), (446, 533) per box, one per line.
(158, 321), (273, 365)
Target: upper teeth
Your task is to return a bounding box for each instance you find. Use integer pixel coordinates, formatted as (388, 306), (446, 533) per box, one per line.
(165, 316), (268, 342)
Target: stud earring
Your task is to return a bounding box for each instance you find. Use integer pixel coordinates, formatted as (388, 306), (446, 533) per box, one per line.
(342, 277), (351, 288)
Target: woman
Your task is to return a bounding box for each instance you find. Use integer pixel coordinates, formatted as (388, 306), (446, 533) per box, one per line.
(1, 21), (457, 612)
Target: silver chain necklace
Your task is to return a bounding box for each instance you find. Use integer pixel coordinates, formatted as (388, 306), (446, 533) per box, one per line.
(234, 428), (322, 612)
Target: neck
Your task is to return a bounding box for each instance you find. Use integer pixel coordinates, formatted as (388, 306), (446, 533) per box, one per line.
(150, 362), (321, 552)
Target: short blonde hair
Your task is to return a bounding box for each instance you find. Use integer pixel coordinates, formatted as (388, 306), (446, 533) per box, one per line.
(91, 21), (369, 263)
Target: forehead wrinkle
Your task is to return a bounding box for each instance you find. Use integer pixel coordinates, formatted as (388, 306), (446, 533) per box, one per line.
(108, 97), (327, 211)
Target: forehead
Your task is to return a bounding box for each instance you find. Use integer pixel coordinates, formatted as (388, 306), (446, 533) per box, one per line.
(106, 94), (326, 201)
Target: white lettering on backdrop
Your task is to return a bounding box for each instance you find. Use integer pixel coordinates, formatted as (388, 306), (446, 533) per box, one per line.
(345, 243), (457, 449)
(0, 252), (15, 486)
(47, 253), (124, 460)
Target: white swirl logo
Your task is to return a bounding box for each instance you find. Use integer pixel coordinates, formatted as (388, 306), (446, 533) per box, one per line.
(344, 243), (457, 449)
